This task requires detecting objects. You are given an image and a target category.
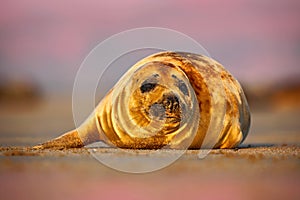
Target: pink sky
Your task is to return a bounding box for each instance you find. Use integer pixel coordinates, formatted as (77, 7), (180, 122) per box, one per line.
(0, 0), (300, 92)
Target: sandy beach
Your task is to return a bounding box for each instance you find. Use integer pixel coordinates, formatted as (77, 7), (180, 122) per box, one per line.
(0, 145), (299, 200)
(0, 97), (299, 200)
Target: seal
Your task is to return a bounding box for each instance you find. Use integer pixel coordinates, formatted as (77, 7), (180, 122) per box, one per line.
(34, 51), (251, 150)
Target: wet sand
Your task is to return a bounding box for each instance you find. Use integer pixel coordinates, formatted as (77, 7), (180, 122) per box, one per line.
(0, 97), (300, 200)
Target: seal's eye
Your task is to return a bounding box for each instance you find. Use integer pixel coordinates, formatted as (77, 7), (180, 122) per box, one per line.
(172, 74), (189, 96)
(178, 81), (189, 96)
(140, 82), (156, 93)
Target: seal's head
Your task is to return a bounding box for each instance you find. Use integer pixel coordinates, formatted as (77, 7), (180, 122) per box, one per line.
(126, 62), (194, 137)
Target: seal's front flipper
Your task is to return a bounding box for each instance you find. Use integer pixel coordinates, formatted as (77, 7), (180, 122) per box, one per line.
(33, 130), (83, 150)
(33, 113), (103, 150)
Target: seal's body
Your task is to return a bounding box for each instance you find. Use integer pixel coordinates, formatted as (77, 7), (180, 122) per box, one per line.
(35, 52), (250, 150)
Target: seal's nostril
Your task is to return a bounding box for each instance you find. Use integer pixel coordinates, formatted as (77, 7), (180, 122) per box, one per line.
(166, 95), (179, 104)
(162, 94), (180, 111)
(168, 95), (178, 103)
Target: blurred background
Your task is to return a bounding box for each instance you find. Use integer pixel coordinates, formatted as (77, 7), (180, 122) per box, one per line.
(0, 0), (299, 146)
(0, 1), (300, 199)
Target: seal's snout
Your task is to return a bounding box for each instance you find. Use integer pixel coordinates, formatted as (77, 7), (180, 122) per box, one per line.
(148, 93), (180, 120)
(163, 93), (180, 112)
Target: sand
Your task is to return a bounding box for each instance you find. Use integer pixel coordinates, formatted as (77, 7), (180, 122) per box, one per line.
(0, 98), (299, 200)
(0, 145), (299, 200)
